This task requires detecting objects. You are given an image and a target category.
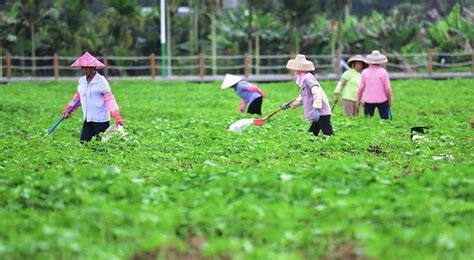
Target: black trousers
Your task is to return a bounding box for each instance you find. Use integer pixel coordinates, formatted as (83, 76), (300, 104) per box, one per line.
(308, 115), (334, 136)
(247, 97), (263, 115)
(80, 121), (110, 142)
(364, 100), (390, 119)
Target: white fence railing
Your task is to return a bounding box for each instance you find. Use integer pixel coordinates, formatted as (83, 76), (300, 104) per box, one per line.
(0, 51), (473, 81)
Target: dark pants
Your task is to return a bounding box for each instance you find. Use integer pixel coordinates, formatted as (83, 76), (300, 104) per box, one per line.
(80, 121), (110, 142)
(247, 97), (263, 115)
(308, 115), (334, 136)
(364, 101), (390, 119)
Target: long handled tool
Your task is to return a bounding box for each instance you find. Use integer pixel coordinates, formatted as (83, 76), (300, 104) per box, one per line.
(46, 99), (80, 136)
(253, 107), (284, 126)
(254, 98), (296, 126)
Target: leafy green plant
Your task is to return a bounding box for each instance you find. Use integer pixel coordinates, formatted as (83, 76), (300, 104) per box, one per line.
(426, 3), (474, 52)
(0, 79), (473, 259)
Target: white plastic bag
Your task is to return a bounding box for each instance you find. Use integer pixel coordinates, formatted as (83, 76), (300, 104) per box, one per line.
(102, 125), (127, 142)
(228, 119), (254, 134)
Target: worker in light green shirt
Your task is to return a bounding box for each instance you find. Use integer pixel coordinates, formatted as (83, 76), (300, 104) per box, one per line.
(333, 55), (367, 116)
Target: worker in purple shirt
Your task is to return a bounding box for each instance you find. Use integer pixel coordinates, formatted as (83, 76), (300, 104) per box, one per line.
(221, 74), (267, 115)
(281, 55), (333, 136)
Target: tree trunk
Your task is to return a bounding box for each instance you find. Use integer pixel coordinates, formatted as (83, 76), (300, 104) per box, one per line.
(295, 38), (300, 54)
(189, 0), (195, 55)
(247, 1), (252, 74)
(192, 0), (199, 55)
(255, 32), (260, 75)
(330, 21), (337, 75)
(0, 39), (3, 78)
(211, 10), (217, 76)
(30, 19), (36, 76)
(336, 18), (344, 75)
(166, 3), (172, 76)
(339, 3), (349, 55)
(290, 23), (300, 54)
(20, 37), (25, 75)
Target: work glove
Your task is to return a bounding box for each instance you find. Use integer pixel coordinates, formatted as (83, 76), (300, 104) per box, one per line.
(312, 109), (320, 122)
(280, 103), (290, 110)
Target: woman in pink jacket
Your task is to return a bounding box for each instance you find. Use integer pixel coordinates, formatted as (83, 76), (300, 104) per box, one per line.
(356, 50), (392, 119)
(63, 52), (124, 142)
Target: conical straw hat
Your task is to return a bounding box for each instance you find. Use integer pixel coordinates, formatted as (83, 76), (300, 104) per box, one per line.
(221, 74), (242, 89)
(70, 52), (106, 68)
(286, 54), (315, 71)
(365, 50), (388, 65)
(347, 55), (367, 66)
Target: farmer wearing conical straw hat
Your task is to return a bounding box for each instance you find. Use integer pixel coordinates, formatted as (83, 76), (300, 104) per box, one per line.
(280, 55), (333, 136)
(356, 50), (392, 119)
(221, 74), (267, 115)
(62, 52), (124, 142)
(333, 55), (367, 116)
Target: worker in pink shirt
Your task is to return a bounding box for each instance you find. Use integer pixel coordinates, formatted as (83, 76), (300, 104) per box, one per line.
(356, 50), (392, 119)
(221, 74), (267, 115)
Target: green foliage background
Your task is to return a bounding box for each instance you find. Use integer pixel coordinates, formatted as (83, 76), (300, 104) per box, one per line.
(0, 79), (473, 258)
(0, 1), (472, 57)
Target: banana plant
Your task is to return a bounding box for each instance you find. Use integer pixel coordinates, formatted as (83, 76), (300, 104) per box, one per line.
(98, 0), (145, 55)
(427, 3), (474, 52)
(44, 0), (99, 55)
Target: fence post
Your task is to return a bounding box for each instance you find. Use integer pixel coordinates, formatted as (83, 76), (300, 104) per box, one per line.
(150, 53), (156, 80)
(427, 49), (433, 75)
(53, 53), (59, 80)
(255, 34), (260, 75)
(103, 54), (109, 78)
(289, 52), (296, 75)
(244, 53), (250, 78)
(0, 51), (2, 78)
(472, 50), (474, 75)
(199, 52), (205, 79)
(335, 49), (341, 78)
(6, 52), (11, 79)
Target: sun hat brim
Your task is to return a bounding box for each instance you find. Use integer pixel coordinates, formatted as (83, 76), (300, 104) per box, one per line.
(70, 52), (106, 68)
(286, 54), (315, 71)
(347, 55), (367, 66)
(365, 51), (388, 65)
(221, 74), (242, 89)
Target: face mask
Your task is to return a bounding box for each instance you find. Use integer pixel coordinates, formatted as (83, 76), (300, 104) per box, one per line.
(295, 71), (307, 86)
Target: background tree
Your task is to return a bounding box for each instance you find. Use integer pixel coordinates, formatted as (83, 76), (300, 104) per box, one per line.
(52, 0), (98, 55)
(96, 0), (144, 75)
(0, 0), (473, 78)
(272, 0), (319, 53)
(12, 0), (57, 74)
(98, 0), (145, 56)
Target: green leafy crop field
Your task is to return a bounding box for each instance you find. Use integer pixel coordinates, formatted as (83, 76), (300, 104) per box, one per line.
(0, 79), (473, 259)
